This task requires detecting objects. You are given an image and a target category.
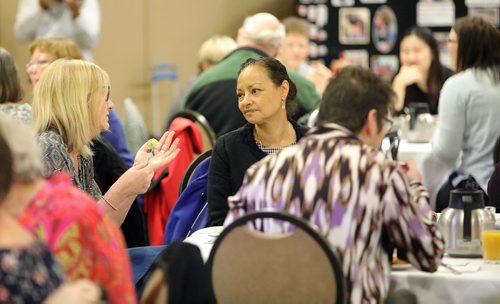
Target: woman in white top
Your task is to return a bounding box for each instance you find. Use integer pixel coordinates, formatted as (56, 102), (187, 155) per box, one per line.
(432, 17), (500, 211)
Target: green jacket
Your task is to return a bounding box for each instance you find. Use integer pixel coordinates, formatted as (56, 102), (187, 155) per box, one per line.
(185, 47), (319, 137)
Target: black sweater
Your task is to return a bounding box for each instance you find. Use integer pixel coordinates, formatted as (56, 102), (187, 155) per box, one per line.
(207, 122), (309, 226)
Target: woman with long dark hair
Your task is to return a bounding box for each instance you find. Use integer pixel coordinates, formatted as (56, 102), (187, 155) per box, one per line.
(392, 27), (454, 114)
(433, 17), (500, 211)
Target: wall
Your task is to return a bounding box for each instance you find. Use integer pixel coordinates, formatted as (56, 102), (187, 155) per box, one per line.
(0, 0), (294, 135)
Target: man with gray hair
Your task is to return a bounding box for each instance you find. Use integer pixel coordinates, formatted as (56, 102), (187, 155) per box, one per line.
(184, 12), (319, 137)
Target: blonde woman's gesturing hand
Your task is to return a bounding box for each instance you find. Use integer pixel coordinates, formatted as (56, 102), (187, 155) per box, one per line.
(134, 131), (181, 172)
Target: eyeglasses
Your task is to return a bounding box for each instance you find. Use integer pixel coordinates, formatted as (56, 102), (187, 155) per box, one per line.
(105, 86), (111, 102)
(26, 60), (50, 70)
(382, 116), (394, 133)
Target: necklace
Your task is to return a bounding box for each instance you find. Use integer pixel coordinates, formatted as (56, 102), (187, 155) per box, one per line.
(253, 122), (296, 149)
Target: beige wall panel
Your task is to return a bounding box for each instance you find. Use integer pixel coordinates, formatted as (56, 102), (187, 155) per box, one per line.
(1, 0), (293, 135)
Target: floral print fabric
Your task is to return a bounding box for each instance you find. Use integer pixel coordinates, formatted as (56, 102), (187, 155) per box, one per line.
(18, 173), (137, 303)
(37, 130), (102, 199)
(0, 241), (65, 304)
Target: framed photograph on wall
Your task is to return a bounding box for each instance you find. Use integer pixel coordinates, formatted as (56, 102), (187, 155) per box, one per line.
(370, 55), (399, 81)
(468, 7), (499, 26)
(339, 7), (371, 44)
(343, 49), (370, 68)
(331, 0), (355, 7)
(372, 5), (398, 53)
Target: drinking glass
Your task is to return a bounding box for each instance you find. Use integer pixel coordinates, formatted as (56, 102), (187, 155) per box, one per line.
(482, 206), (500, 263)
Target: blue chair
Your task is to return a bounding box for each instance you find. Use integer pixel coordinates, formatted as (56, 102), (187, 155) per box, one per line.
(164, 151), (212, 245)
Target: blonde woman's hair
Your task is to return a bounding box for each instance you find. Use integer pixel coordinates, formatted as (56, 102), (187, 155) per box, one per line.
(0, 114), (43, 182)
(32, 59), (110, 157)
(197, 35), (237, 73)
(29, 37), (83, 60)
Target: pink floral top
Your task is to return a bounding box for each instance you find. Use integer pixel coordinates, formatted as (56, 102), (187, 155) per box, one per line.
(18, 173), (137, 304)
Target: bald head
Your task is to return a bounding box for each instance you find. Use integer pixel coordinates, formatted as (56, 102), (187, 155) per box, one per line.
(237, 13), (285, 57)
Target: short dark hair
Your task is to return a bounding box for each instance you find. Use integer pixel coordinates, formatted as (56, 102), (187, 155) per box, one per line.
(239, 57), (299, 117)
(0, 130), (13, 201)
(400, 27), (442, 111)
(0, 48), (24, 103)
(318, 66), (395, 133)
(453, 17), (500, 83)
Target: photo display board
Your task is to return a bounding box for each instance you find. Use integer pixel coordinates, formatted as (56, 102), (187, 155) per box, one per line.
(295, 0), (472, 79)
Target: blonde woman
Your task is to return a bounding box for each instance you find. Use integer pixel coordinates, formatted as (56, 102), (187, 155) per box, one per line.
(33, 59), (180, 225)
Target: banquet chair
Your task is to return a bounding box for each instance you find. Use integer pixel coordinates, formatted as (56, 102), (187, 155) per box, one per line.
(207, 211), (346, 304)
(139, 242), (211, 304)
(169, 110), (216, 152)
(385, 130), (400, 161)
(178, 149), (212, 196)
(163, 152), (212, 245)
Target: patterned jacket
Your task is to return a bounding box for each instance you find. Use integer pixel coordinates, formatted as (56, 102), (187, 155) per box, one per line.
(225, 123), (444, 304)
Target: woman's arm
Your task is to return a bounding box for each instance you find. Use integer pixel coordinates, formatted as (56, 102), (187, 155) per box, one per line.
(392, 66), (424, 111)
(13, 0), (45, 41)
(70, 0), (100, 50)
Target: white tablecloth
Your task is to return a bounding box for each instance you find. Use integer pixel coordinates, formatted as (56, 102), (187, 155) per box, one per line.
(390, 257), (500, 304)
(186, 227), (500, 303)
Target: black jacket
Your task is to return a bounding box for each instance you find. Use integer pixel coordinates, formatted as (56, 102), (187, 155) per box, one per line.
(207, 121), (309, 226)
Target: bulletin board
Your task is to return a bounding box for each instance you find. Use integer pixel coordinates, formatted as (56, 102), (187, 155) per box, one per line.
(295, 0), (477, 79)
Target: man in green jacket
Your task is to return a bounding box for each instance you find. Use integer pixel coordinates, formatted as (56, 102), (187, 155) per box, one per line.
(184, 12), (320, 137)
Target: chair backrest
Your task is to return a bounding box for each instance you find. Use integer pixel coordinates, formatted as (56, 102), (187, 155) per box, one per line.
(178, 149), (212, 196)
(170, 109), (216, 151)
(164, 154), (212, 245)
(140, 267), (168, 304)
(385, 130), (400, 161)
(207, 211), (346, 304)
(139, 242), (211, 304)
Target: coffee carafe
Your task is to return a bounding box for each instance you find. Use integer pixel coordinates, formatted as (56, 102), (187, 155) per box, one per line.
(437, 181), (496, 257)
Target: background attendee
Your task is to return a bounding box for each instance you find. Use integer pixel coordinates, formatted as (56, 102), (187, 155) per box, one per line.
(27, 37), (134, 168)
(14, 0), (100, 60)
(392, 27), (454, 114)
(432, 17), (500, 211)
(277, 16), (332, 95)
(165, 35), (238, 127)
(208, 57), (309, 226)
(184, 12), (320, 137)
(0, 114), (137, 304)
(0, 127), (66, 303)
(0, 47), (31, 125)
(27, 38), (145, 245)
(32, 59), (180, 225)
(226, 67), (444, 303)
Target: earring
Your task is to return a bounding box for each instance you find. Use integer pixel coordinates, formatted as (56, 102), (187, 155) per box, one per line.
(281, 98), (286, 109)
